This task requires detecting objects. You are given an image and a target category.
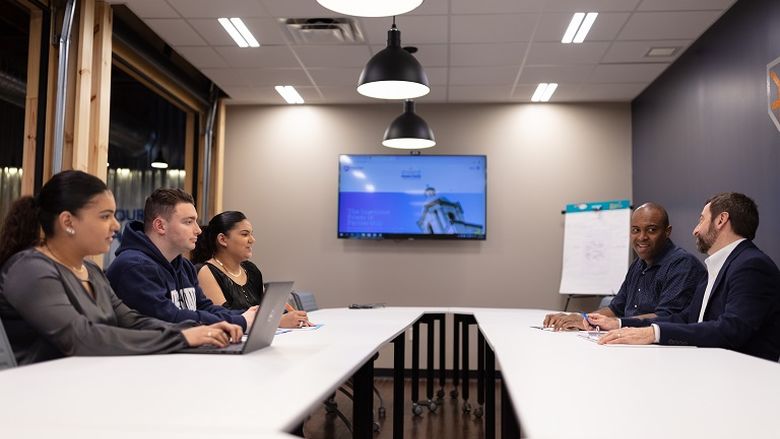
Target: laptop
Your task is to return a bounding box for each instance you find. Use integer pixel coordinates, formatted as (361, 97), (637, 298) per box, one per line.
(178, 281), (294, 355)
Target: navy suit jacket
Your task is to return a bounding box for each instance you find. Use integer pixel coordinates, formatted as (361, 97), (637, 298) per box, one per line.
(623, 240), (780, 361)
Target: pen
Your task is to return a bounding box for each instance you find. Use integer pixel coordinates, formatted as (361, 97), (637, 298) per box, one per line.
(285, 302), (312, 327)
(581, 312), (600, 332)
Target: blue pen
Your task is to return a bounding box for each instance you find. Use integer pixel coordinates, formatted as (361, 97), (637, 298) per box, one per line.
(581, 312), (600, 332)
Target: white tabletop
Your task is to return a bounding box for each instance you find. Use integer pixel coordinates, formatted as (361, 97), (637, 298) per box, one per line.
(0, 307), (425, 435)
(472, 308), (780, 439)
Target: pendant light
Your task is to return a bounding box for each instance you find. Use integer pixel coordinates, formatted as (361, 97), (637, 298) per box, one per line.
(316, 0), (423, 17)
(357, 18), (430, 100)
(151, 148), (168, 169)
(382, 100), (435, 149)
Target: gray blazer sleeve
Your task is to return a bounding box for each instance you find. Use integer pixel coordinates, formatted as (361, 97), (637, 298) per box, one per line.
(3, 256), (190, 357)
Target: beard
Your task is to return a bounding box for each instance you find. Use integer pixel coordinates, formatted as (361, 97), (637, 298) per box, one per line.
(696, 220), (718, 254)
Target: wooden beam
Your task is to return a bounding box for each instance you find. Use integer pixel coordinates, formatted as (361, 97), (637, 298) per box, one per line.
(112, 39), (206, 113)
(71, 0), (95, 172)
(21, 10), (43, 196)
(212, 99), (226, 215)
(88, 1), (112, 182)
(184, 111), (195, 195)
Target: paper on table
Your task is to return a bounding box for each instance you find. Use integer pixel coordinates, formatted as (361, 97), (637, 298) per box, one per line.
(578, 331), (608, 342)
(288, 323), (324, 331)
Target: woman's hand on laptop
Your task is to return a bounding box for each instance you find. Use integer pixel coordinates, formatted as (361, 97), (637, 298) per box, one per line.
(279, 310), (310, 328)
(182, 322), (243, 347)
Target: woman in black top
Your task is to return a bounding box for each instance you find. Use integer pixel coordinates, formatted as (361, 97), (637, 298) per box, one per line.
(0, 170), (242, 364)
(193, 211), (309, 328)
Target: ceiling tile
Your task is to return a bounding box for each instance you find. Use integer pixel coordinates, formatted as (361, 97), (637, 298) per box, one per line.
(525, 42), (611, 65)
(510, 84), (542, 101)
(293, 45), (372, 68)
(637, 0), (737, 11)
(188, 18), (288, 47)
(415, 86), (448, 102)
(215, 46), (300, 68)
(576, 83), (649, 101)
(587, 63), (670, 83)
(602, 40), (691, 63)
(313, 87), (384, 104)
(543, 0), (641, 12)
(166, 0), (267, 18)
(202, 68), (314, 87)
(451, 0), (545, 14)
(619, 11), (723, 40)
(450, 43), (529, 67)
(448, 85), (513, 102)
(451, 15), (538, 43)
(406, 0), (450, 15)
(360, 16), (449, 46)
(449, 66), (519, 86)
(260, 0), (340, 18)
(122, 0), (180, 18)
(144, 19), (207, 46)
(369, 44), (449, 68)
(516, 65), (595, 84)
(307, 68), (363, 87)
(424, 67), (449, 88)
(174, 46), (228, 68)
(534, 12), (631, 42)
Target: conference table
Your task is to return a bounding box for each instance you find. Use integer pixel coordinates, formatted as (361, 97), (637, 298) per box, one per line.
(0, 307), (778, 438)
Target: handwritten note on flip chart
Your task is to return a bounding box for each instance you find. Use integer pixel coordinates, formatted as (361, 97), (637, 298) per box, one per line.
(558, 201), (630, 296)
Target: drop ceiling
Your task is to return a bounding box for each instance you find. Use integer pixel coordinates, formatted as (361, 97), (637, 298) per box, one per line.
(110, 0), (737, 104)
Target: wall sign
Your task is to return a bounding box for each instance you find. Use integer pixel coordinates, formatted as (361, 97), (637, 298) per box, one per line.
(768, 55), (780, 132)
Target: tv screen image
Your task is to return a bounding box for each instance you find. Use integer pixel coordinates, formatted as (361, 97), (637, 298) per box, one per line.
(338, 154), (487, 240)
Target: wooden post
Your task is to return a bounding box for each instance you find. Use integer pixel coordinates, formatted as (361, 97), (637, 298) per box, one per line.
(88, 1), (112, 182)
(71, 0), (95, 172)
(21, 10), (43, 196)
(212, 99), (226, 215)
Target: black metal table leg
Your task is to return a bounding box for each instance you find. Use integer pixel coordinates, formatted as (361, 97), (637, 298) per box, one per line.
(451, 315), (460, 399)
(392, 333), (405, 439)
(426, 316), (435, 403)
(476, 330), (485, 417)
(485, 342), (496, 439)
(461, 318), (470, 412)
(411, 320), (421, 415)
(438, 314), (446, 400)
(501, 379), (520, 439)
(353, 357), (375, 439)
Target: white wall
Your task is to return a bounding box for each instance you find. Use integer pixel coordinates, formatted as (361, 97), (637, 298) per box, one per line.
(222, 102), (631, 369)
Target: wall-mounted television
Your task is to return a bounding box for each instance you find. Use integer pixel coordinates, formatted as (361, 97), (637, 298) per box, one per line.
(338, 154), (487, 240)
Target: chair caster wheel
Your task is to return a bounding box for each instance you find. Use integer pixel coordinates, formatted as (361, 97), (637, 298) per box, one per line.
(373, 422), (381, 432)
(428, 400), (438, 413)
(412, 403), (423, 416)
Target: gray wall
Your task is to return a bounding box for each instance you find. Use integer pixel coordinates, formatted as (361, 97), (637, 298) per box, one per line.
(632, 0), (780, 262)
(222, 103), (631, 313)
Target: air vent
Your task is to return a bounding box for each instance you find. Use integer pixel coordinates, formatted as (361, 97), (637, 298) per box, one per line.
(645, 47), (680, 58)
(282, 18), (364, 44)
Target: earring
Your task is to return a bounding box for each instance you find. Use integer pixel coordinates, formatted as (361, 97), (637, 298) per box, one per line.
(66, 227), (76, 236)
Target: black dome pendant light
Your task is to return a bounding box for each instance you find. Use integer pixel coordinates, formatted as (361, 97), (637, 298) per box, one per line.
(382, 100), (435, 149)
(357, 17), (430, 100)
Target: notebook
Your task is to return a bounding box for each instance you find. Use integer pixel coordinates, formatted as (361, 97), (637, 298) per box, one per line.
(177, 281), (294, 355)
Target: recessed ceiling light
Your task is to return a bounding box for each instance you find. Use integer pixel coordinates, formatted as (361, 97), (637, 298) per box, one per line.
(274, 85), (304, 104)
(531, 83), (558, 102)
(218, 17), (259, 48)
(316, 0), (423, 17)
(645, 47), (679, 57)
(562, 12), (598, 44)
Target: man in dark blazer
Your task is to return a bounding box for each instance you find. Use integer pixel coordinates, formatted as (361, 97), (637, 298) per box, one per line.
(588, 193), (780, 361)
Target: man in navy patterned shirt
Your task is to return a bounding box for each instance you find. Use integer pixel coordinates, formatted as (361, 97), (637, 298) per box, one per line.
(544, 203), (706, 331)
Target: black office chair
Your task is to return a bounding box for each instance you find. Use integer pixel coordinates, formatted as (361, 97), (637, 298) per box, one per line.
(290, 291), (384, 433)
(0, 316), (17, 370)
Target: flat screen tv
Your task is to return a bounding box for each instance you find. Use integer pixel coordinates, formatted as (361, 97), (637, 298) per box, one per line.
(338, 154), (487, 240)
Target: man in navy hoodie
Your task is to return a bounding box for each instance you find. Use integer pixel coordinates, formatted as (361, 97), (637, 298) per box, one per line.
(107, 188), (256, 331)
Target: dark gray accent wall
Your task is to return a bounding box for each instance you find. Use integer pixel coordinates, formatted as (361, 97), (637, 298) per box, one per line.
(632, 0), (780, 262)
